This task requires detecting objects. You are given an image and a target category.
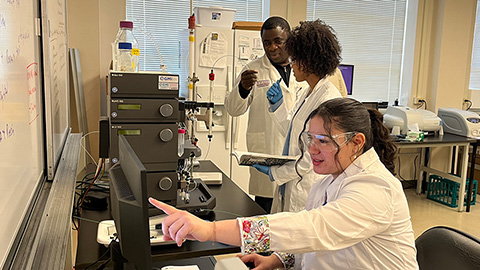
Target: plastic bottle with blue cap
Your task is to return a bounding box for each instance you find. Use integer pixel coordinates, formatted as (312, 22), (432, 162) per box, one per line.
(116, 42), (134, 72)
(112, 20), (139, 71)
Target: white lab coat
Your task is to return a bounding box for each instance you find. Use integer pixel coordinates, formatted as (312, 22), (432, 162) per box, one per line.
(239, 148), (418, 270)
(225, 55), (306, 198)
(330, 68), (348, 98)
(270, 78), (341, 213)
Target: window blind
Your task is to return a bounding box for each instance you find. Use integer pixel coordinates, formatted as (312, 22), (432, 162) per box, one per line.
(470, 0), (480, 90)
(126, 0), (264, 95)
(307, 0), (407, 104)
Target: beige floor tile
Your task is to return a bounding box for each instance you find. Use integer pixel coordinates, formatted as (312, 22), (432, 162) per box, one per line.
(405, 188), (480, 238)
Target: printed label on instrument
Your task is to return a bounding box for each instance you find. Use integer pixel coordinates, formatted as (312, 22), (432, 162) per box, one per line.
(158, 75), (179, 90)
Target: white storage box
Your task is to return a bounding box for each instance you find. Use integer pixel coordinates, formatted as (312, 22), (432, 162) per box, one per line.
(194, 6), (236, 28)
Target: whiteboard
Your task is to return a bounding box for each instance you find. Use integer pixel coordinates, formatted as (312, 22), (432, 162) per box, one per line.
(41, 0), (70, 180)
(0, 0), (45, 268)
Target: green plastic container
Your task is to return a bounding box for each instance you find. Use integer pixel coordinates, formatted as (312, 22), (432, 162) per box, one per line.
(426, 174), (477, 208)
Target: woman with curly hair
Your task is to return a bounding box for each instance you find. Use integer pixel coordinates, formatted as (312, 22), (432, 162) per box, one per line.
(253, 19), (344, 213)
(149, 98), (417, 269)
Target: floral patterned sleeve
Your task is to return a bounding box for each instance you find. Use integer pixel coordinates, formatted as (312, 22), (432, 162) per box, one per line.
(237, 216), (295, 269)
(274, 252), (295, 270)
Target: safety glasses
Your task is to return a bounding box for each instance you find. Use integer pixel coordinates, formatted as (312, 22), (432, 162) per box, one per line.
(302, 131), (357, 152)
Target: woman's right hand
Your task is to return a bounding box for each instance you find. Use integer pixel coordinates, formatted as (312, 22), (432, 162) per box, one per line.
(149, 197), (213, 247)
(266, 78), (283, 104)
(238, 253), (284, 270)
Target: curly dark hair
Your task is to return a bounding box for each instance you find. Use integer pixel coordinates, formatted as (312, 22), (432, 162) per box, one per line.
(285, 20), (342, 79)
(296, 98), (397, 178)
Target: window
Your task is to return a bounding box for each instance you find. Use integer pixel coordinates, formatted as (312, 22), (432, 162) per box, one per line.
(307, 0), (407, 104)
(470, 0), (480, 90)
(126, 0), (265, 96)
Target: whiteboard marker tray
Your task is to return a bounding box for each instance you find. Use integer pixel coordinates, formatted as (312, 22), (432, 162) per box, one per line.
(96, 217), (178, 246)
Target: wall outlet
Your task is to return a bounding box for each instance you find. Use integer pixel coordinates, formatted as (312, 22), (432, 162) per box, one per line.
(463, 98), (472, 110)
(413, 97), (423, 105)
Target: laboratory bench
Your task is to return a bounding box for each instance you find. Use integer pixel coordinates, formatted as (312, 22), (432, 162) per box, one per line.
(74, 160), (265, 269)
(80, 256), (217, 270)
(394, 133), (478, 212)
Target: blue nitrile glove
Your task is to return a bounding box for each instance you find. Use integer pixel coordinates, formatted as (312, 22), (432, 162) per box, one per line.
(266, 79), (283, 104)
(252, 164), (271, 175)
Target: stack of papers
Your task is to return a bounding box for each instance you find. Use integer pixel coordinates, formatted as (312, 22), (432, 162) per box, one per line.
(232, 151), (297, 166)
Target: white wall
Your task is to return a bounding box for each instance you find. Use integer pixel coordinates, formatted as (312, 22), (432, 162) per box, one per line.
(270, 0), (307, 27)
(67, 0), (126, 165)
(67, 0), (101, 162)
(406, 0), (477, 174)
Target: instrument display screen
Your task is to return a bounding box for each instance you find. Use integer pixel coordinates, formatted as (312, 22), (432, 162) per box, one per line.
(118, 129), (141, 136)
(118, 104), (141, 110)
(467, 117), (480, 124)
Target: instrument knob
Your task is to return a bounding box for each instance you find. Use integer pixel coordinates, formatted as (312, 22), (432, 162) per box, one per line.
(158, 177), (173, 191)
(159, 104), (174, 117)
(159, 129), (173, 142)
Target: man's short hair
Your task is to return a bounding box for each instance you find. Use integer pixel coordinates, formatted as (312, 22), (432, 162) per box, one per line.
(261, 16), (291, 36)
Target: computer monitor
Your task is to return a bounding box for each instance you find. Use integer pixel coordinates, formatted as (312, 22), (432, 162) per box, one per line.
(109, 135), (152, 269)
(338, 64), (354, 95)
(362, 101), (379, 110)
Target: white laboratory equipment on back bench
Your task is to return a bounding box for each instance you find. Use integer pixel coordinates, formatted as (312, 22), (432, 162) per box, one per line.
(438, 107), (480, 138)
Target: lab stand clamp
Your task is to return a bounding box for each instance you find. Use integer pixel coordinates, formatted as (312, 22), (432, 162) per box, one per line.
(182, 99), (216, 135)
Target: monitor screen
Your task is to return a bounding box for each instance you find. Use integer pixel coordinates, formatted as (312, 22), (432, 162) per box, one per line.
(339, 64), (354, 95)
(109, 135), (152, 269)
(362, 102), (379, 110)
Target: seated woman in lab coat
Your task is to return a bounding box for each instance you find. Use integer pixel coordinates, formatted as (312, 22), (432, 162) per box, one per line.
(149, 98), (418, 270)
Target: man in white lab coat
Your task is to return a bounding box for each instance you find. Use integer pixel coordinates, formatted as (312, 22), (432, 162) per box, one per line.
(224, 17), (305, 213)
